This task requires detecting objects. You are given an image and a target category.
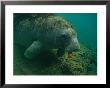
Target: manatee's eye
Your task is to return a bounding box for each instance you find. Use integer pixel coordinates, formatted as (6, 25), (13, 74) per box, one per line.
(56, 33), (71, 47)
(59, 33), (71, 42)
(61, 34), (68, 38)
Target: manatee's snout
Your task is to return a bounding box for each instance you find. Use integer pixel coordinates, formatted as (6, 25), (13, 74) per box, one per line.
(66, 37), (80, 52)
(72, 37), (80, 51)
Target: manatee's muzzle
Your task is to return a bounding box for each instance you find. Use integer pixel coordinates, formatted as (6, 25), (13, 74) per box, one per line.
(65, 37), (80, 52)
(73, 37), (80, 51)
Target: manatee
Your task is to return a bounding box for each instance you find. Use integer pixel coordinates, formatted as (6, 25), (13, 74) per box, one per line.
(14, 13), (80, 59)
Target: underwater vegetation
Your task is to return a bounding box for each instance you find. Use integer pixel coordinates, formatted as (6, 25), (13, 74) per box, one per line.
(14, 44), (97, 75)
(14, 13), (97, 75)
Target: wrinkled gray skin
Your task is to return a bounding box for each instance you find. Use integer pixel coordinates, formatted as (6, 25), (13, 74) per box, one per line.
(14, 14), (80, 59)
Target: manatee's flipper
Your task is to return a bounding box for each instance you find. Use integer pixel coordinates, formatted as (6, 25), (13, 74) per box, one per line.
(57, 48), (65, 57)
(24, 41), (42, 59)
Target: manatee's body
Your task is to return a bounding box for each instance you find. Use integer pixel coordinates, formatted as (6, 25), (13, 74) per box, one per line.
(14, 13), (80, 59)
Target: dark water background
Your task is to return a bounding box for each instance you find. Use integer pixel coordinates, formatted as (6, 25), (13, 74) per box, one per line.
(56, 13), (97, 51)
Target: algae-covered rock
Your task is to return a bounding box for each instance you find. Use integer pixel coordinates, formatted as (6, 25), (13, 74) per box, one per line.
(14, 43), (97, 75)
(50, 44), (97, 75)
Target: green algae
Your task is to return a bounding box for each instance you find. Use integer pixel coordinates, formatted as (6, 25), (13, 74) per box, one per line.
(14, 43), (97, 75)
